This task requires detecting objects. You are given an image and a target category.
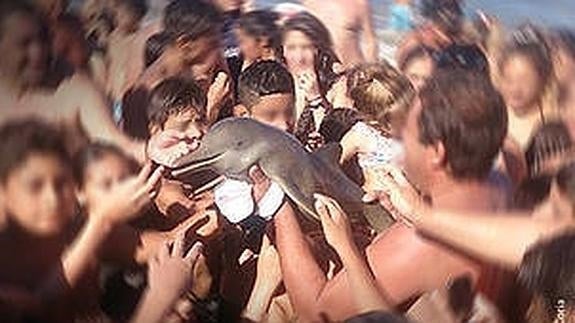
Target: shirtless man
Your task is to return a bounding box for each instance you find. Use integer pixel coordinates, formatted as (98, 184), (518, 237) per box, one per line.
(0, 2), (145, 162)
(274, 69), (510, 321)
(301, 0), (378, 68)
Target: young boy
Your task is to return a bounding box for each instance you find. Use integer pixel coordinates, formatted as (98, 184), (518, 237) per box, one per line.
(215, 60), (296, 234)
(235, 60), (296, 133)
(0, 119), (163, 321)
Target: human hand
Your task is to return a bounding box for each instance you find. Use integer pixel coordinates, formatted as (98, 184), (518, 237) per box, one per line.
(248, 165), (271, 203)
(362, 166), (426, 226)
(314, 194), (355, 253)
(207, 72), (231, 121)
(93, 163), (164, 226)
(147, 232), (203, 305)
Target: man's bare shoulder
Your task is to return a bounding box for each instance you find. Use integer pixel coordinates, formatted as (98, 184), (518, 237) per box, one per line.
(57, 73), (101, 95)
(55, 74), (105, 112)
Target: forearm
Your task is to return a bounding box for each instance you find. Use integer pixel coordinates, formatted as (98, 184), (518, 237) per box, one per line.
(242, 280), (277, 322)
(39, 216), (113, 298)
(417, 210), (552, 268)
(274, 203), (327, 320)
(131, 288), (178, 323)
(338, 243), (389, 313)
(362, 35), (378, 62)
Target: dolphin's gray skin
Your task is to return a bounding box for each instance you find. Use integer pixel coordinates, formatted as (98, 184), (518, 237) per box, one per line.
(171, 118), (393, 232)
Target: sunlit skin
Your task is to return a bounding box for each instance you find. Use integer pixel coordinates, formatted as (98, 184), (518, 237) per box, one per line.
(301, 0), (378, 67)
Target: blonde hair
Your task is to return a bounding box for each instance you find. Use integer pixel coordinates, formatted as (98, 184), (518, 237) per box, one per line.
(346, 61), (415, 137)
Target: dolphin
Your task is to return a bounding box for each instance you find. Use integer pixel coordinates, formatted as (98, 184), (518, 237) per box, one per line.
(170, 117), (394, 233)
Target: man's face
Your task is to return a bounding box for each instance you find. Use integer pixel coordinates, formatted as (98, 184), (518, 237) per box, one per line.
(179, 35), (223, 91)
(0, 12), (48, 88)
(250, 93), (295, 133)
(1, 154), (76, 236)
(401, 98), (433, 192)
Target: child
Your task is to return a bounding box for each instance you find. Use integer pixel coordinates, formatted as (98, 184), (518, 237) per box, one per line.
(0, 120), (163, 321)
(235, 60), (296, 133)
(213, 60), (296, 228)
(341, 61), (415, 190)
(145, 77), (220, 233)
(235, 10), (282, 70)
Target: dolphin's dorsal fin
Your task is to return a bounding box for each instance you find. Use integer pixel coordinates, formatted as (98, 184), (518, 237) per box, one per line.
(313, 143), (342, 165)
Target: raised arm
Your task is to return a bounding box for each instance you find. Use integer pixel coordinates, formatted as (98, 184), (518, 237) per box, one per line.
(70, 75), (146, 163)
(359, 0), (379, 62)
(275, 197), (453, 321)
(370, 168), (575, 269)
(315, 194), (389, 314)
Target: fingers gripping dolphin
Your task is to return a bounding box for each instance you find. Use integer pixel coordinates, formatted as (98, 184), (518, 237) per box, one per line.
(170, 118), (394, 233)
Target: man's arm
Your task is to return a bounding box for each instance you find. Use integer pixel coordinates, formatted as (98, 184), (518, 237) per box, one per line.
(69, 75), (146, 163)
(359, 0), (378, 62)
(370, 169), (575, 269)
(276, 201), (453, 321)
(415, 209), (573, 269)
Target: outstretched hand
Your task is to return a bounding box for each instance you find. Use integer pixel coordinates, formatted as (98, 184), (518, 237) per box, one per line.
(362, 166), (426, 226)
(147, 232), (203, 303)
(93, 163), (164, 225)
(314, 193), (355, 253)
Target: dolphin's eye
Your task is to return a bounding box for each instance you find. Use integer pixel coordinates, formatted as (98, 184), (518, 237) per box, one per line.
(236, 141), (243, 147)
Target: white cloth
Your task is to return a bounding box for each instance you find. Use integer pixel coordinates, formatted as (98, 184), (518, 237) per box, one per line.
(351, 122), (404, 169)
(214, 178), (285, 223)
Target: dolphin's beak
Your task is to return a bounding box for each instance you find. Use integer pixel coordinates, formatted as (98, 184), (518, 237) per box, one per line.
(170, 148), (225, 179)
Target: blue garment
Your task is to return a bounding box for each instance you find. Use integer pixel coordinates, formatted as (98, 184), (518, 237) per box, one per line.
(389, 3), (413, 32)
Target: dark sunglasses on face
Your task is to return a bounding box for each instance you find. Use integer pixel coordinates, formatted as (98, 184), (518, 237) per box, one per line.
(514, 162), (575, 210)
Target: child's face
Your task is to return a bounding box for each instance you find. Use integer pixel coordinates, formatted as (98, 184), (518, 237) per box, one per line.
(162, 109), (206, 139)
(81, 153), (133, 210)
(250, 93), (295, 133)
(1, 154), (76, 236)
(236, 28), (268, 64)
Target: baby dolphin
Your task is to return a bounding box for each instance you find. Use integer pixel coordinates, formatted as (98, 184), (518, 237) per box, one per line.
(171, 117), (393, 232)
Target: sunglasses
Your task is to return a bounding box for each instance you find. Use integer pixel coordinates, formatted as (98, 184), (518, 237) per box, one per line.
(514, 161), (575, 210)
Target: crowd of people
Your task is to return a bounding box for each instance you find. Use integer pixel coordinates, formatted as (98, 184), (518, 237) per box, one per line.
(0, 0), (574, 322)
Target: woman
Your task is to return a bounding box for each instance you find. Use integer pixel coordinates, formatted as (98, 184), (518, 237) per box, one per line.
(281, 12), (352, 149)
(498, 38), (559, 150)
